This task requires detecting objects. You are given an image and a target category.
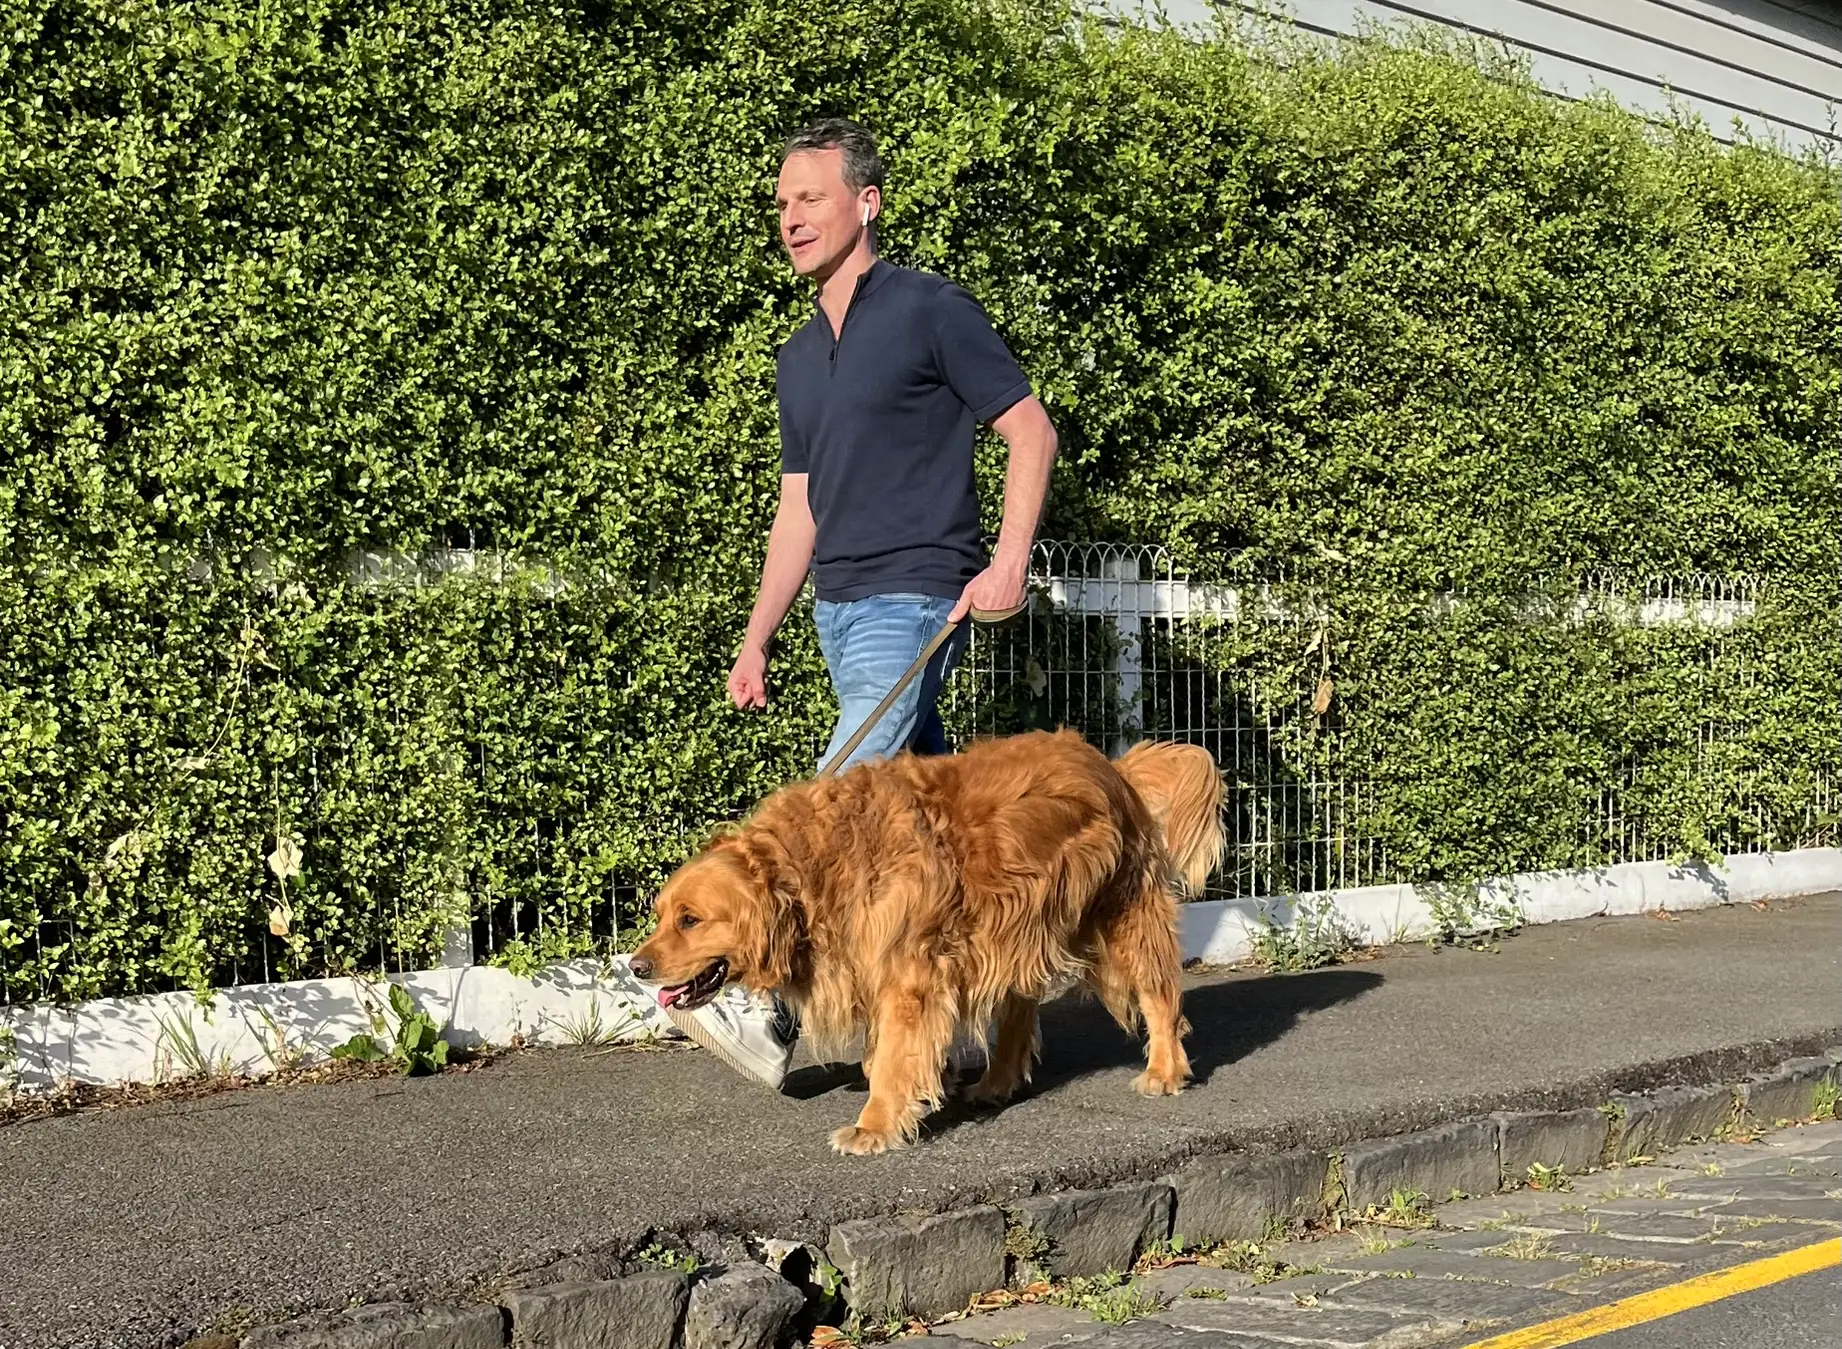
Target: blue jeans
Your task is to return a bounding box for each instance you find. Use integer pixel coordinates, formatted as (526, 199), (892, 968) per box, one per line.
(814, 592), (971, 775)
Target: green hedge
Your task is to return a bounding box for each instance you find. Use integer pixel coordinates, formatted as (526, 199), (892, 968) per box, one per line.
(2, 0), (1836, 1001)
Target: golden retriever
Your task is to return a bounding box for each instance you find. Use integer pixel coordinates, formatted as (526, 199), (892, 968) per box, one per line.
(629, 729), (1225, 1155)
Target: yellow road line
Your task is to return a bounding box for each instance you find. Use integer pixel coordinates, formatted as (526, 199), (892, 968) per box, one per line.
(1459, 1236), (1840, 1349)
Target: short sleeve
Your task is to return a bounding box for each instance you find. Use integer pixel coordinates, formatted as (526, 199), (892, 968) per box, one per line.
(776, 355), (808, 474)
(931, 283), (1032, 424)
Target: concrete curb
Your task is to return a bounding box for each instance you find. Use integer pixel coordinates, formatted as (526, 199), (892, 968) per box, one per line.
(12, 848), (1839, 1094)
(1, 956), (680, 1094)
(1339, 1118), (1502, 1213)
(206, 1044), (1841, 1349)
(1007, 1181), (1176, 1284)
(1181, 847), (1842, 966)
(827, 1206), (1007, 1321)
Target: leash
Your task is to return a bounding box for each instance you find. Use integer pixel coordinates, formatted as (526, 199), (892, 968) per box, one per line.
(815, 599), (1025, 779)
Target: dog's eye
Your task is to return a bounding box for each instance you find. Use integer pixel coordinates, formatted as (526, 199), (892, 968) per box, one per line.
(677, 913), (700, 931)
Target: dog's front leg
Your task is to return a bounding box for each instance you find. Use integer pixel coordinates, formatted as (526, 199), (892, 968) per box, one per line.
(831, 971), (953, 1157)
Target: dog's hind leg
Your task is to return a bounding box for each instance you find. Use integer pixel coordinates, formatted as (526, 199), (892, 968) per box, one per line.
(1129, 962), (1191, 1098)
(831, 964), (957, 1156)
(1086, 873), (1192, 1097)
(963, 993), (1040, 1106)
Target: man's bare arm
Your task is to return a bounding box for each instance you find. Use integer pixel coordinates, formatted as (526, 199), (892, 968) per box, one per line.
(730, 473), (817, 707)
(953, 395), (1059, 621)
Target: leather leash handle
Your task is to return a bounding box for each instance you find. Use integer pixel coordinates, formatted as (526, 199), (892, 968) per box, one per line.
(814, 600), (1026, 780)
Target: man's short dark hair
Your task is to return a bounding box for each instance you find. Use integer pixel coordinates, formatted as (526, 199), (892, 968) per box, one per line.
(781, 117), (884, 196)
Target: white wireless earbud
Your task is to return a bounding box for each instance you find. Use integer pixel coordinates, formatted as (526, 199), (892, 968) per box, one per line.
(861, 203), (872, 227)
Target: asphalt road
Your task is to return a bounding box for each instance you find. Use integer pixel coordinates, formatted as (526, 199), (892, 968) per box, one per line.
(2, 896), (1837, 1349)
(1585, 1267), (1840, 1349)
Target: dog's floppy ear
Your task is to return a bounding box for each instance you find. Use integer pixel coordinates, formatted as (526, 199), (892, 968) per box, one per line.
(724, 837), (803, 989)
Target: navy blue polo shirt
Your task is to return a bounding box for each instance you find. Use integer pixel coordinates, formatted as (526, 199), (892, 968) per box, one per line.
(776, 260), (1032, 604)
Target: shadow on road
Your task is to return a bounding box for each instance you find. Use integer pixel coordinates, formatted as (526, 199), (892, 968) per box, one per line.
(782, 964), (1385, 1132)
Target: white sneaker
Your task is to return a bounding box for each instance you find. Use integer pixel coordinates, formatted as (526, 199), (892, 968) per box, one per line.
(665, 985), (798, 1091)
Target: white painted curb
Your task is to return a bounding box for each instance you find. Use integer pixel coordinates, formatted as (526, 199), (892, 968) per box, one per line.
(1181, 847), (1842, 966)
(2, 957), (678, 1094)
(5, 848), (1837, 1095)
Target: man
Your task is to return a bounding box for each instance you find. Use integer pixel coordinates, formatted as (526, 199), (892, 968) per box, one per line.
(665, 117), (1060, 1089)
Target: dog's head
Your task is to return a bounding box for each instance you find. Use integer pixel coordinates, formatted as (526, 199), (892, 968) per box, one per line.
(628, 843), (791, 1010)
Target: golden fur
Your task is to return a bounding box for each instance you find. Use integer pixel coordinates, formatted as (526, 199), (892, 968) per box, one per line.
(630, 729), (1226, 1155)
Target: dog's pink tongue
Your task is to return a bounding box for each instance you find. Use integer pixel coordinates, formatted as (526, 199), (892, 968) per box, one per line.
(657, 986), (684, 1009)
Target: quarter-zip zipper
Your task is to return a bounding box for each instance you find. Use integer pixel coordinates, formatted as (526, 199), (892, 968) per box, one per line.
(827, 265), (875, 378)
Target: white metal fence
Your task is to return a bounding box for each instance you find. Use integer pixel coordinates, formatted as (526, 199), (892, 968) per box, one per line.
(7, 541), (1832, 1000)
(936, 542), (1831, 902)
(475, 540), (1827, 965)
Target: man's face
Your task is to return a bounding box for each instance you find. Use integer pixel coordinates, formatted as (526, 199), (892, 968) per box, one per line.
(776, 148), (872, 279)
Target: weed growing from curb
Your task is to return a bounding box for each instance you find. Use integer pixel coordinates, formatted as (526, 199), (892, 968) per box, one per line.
(548, 997), (641, 1048)
(1417, 882), (1525, 952)
(1136, 1233), (1191, 1267)
(1361, 1188), (1435, 1229)
(1249, 896), (1365, 972)
(636, 1241), (699, 1275)
(1002, 1214), (1051, 1269)
(1597, 1102), (1628, 1166)
(0, 1026), (18, 1105)
(250, 1007), (304, 1073)
(152, 1007), (232, 1083)
(1322, 1155), (1348, 1229)
(1526, 1162), (1573, 1192)
(1198, 1239), (1320, 1285)
(1045, 1272), (1161, 1324)
(331, 984), (454, 1076)
(810, 1314), (910, 1347)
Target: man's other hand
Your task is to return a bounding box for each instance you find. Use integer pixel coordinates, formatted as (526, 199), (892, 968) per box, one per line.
(728, 644), (770, 709)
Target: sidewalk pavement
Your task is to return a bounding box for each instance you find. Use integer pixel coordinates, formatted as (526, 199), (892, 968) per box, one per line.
(2, 895), (1836, 1349)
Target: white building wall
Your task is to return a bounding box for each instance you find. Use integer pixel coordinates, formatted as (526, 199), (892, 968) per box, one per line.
(1123, 0), (1842, 158)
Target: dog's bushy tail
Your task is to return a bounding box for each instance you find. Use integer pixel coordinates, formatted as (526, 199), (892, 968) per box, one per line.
(1114, 740), (1227, 898)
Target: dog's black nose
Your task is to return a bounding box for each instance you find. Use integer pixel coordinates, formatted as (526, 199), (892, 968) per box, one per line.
(629, 956), (652, 980)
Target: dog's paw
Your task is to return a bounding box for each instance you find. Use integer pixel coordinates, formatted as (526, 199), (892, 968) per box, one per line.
(962, 1076), (1020, 1107)
(1132, 1068), (1187, 1097)
(830, 1124), (900, 1156)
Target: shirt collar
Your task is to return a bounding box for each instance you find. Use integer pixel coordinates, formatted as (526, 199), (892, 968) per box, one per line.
(811, 258), (892, 318)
